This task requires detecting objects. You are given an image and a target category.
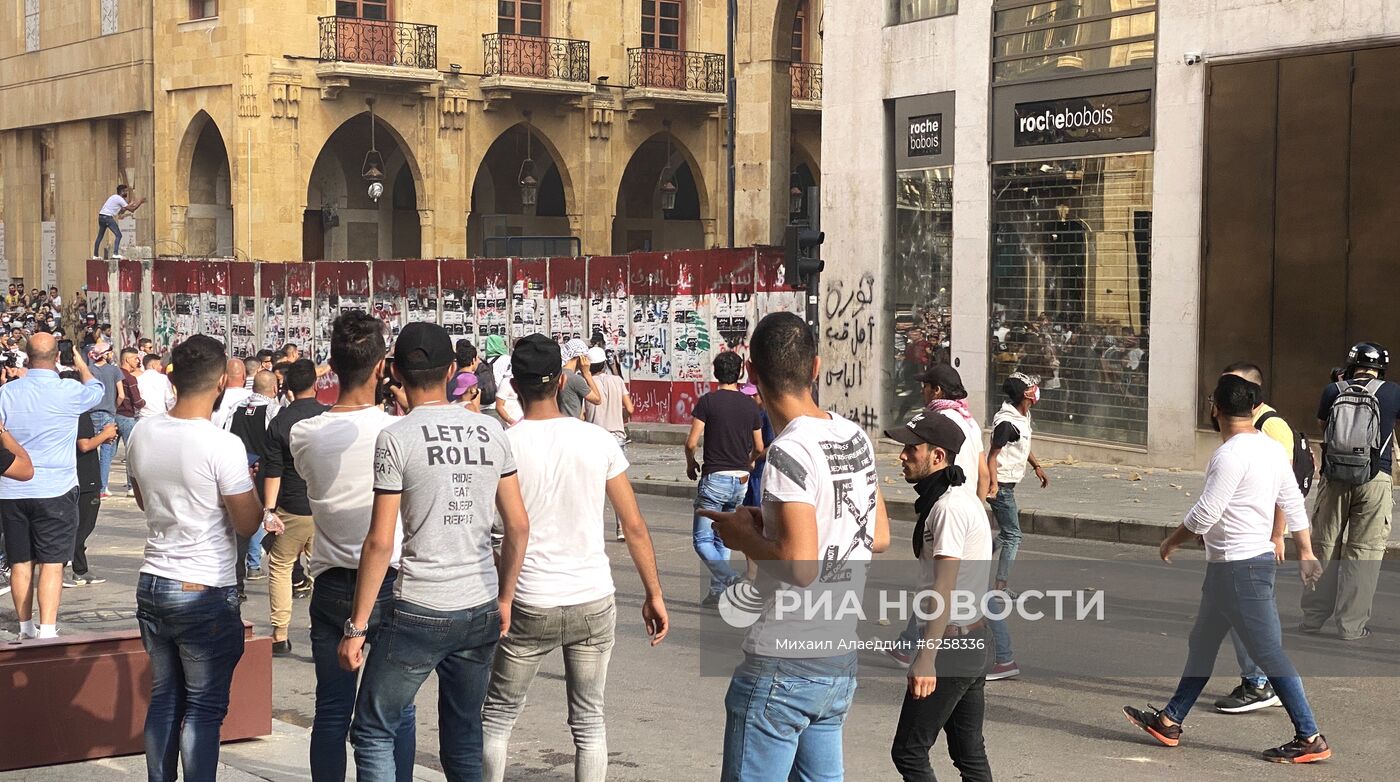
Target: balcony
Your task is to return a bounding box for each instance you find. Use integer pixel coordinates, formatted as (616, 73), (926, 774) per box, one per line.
(625, 48), (727, 110)
(790, 62), (822, 112)
(480, 33), (593, 108)
(315, 16), (441, 99)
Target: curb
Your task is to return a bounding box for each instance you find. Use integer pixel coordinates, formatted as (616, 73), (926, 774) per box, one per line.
(630, 479), (1400, 559)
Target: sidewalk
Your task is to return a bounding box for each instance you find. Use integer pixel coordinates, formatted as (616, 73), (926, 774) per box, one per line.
(0, 720), (447, 781)
(624, 438), (1400, 555)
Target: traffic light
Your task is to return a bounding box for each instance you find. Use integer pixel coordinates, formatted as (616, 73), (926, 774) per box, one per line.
(783, 224), (825, 289)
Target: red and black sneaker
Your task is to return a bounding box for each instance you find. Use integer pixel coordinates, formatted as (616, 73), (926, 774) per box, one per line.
(1262, 734), (1331, 764)
(1122, 704), (1182, 747)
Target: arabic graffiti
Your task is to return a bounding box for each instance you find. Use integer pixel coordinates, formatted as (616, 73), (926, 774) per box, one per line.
(822, 272), (878, 431)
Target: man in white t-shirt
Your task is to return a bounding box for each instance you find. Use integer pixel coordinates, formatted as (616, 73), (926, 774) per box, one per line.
(702, 312), (891, 782)
(340, 322), (530, 781)
(291, 312), (414, 780)
(1124, 374), (1330, 764)
(210, 358), (252, 431)
(127, 334), (262, 781)
(481, 334), (668, 782)
(93, 184), (144, 260)
(884, 411), (995, 781)
(135, 353), (175, 417)
(584, 346), (634, 540)
(917, 363), (991, 501)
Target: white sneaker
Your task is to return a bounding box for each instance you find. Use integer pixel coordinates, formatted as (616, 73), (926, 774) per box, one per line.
(112, 254), (125, 260)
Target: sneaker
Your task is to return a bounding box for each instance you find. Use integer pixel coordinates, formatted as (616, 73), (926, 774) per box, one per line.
(272, 640), (292, 656)
(884, 647), (913, 667)
(62, 574), (81, 589)
(1338, 628), (1372, 642)
(245, 567), (267, 581)
(987, 661), (1021, 681)
(78, 573), (107, 586)
(293, 580), (312, 599)
(100, 492), (112, 500)
(1297, 622), (1325, 635)
(615, 526), (626, 542)
(1215, 679), (1281, 713)
(700, 593), (721, 609)
(1262, 734), (1332, 764)
(1122, 704), (1182, 748)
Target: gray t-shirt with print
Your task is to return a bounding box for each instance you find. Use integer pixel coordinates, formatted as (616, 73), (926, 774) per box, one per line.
(374, 405), (516, 611)
(557, 370), (591, 419)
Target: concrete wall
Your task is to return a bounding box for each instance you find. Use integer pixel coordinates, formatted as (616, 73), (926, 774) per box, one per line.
(821, 0), (1400, 467)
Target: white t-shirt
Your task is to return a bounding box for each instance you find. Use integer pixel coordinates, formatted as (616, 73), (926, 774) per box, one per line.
(506, 417), (627, 608)
(1184, 431), (1309, 562)
(135, 370), (175, 418)
(211, 386), (253, 431)
(130, 415), (256, 587)
(746, 413), (879, 657)
(291, 407), (404, 579)
(99, 194), (128, 217)
(922, 487), (994, 626)
(937, 408), (984, 500)
(494, 362), (523, 424)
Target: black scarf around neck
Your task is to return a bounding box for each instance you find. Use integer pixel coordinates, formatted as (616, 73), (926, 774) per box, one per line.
(912, 465), (966, 559)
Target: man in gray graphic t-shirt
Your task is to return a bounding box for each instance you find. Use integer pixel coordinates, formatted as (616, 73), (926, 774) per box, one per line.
(340, 322), (530, 781)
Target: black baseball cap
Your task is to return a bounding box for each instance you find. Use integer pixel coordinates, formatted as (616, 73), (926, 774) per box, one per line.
(393, 322), (454, 370)
(914, 363), (967, 399)
(884, 411), (966, 457)
(511, 334), (561, 387)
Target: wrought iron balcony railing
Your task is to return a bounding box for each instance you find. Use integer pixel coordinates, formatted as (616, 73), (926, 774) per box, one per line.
(483, 33), (590, 82)
(318, 16), (437, 70)
(628, 48), (725, 93)
(790, 62), (822, 102)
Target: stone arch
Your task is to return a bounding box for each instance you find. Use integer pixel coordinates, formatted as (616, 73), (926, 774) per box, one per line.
(175, 111), (234, 257)
(611, 131), (711, 253)
(467, 122), (576, 256)
(304, 111), (424, 260)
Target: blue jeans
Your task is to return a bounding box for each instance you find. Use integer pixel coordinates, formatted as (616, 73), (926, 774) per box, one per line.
(352, 598), (500, 782)
(116, 414), (139, 491)
(722, 653), (858, 782)
(989, 483), (1021, 585)
(246, 527), (267, 570)
(1231, 630), (1268, 688)
(1162, 554), (1319, 738)
(95, 213), (122, 257)
(694, 473), (748, 596)
(136, 573), (245, 782)
(91, 410), (117, 493)
(309, 567), (415, 782)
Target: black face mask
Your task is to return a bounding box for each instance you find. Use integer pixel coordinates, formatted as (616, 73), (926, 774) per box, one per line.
(1209, 413), (1221, 432)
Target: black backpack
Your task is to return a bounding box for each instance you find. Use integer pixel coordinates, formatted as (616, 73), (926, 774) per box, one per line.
(476, 357), (500, 406)
(1255, 411), (1315, 497)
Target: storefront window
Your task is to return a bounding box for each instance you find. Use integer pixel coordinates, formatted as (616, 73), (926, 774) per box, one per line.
(893, 0), (958, 25)
(886, 167), (953, 427)
(993, 0), (1156, 83)
(988, 154), (1152, 445)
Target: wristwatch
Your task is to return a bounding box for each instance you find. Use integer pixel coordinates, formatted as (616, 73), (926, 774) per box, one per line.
(343, 619), (368, 638)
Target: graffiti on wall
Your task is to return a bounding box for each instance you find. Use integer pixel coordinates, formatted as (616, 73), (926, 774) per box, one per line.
(823, 271), (879, 432)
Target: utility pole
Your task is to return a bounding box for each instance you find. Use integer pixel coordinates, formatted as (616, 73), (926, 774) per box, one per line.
(726, 0), (737, 248)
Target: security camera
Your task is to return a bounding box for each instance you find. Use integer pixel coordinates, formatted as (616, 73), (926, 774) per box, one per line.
(1183, 52), (1204, 66)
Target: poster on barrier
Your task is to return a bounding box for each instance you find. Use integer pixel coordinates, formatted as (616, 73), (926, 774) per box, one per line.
(152, 260), (196, 352)
(285, 263), (313, 354)
(670, 252), (705, 384)
(261, 263), (288, 352)
(705, 249), (757, 365)
(548, 257), (586, 345)
(472, 259), (507, 340)
(628, 252), (671, 423)
(404, 259), (439, 326)
(586, 256), (629, 378)
(754, 246), (802, 321)
(314, 261), (369, 364)
(372, 260), (405, 348)
(199, 261), (231, 347)
(511, 258), (547, 339)
(440, 259), (475, 340)
(118, 260), (144, 350)
(85, 259), (111, 337)
(229, 262), (258, 358)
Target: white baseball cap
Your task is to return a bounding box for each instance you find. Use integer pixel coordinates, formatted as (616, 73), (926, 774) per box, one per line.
(587, 346), (607, 365)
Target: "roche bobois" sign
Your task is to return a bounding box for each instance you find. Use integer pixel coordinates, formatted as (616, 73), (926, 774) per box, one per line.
(1013, 90), (1151, 147)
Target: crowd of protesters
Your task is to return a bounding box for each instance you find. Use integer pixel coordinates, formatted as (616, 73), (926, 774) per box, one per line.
(0, 292), (1391, 779)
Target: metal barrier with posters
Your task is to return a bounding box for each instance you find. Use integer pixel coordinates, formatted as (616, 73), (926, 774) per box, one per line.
(83, 248), (796, 421)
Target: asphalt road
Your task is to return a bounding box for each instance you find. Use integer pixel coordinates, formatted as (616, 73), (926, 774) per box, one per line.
(3, 491), (1395, 781)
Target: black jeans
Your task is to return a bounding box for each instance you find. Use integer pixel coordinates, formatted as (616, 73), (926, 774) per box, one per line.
(891, 676), (993, 782)
(72, 491), (101, 575)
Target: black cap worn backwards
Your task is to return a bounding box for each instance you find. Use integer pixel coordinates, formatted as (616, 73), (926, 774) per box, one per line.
(884, 410), (966, 458)
(914, 363), (967, 399)
(511, 334), (562, 387)
(393, 321), (455, 370)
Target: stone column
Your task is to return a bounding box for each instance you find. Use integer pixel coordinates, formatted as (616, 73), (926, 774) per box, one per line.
(168, 205), (188, 253)
(418, 208), (435, 258)
(734, 58), (791, 247)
